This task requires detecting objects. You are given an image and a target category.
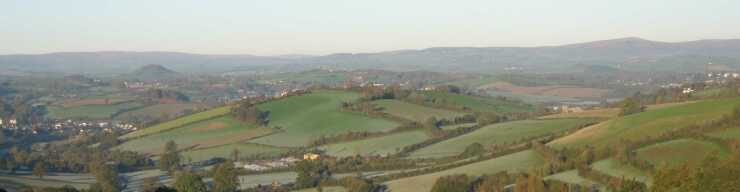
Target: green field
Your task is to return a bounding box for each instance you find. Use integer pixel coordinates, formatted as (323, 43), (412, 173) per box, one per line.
(373, 99), (466, 122)
(385, 150), (543, 192)
(121, 105), (232, 139)
(706, 127), (740, 140)
(319, 131), (431, 157)
(422, 91), (534, 114)
(183, 143), (289, 162)
(292, 187), (347, 192)
(487, 90), (577, 104)
(550, 98), (740, 149)
(250, 91), (399, 147)
(47, 101), (144, 119)
(115, 103), (203, 120)
(440, 123), (478, 130)
(635, 139), (730, 167)
(238, 172), (297, 189)
(409, 119), (598, 158)
(592, 159), (650, 184)
(117, 116), (274, 154)
(0, 174), (91, 189)
(544, 170), (602, 189)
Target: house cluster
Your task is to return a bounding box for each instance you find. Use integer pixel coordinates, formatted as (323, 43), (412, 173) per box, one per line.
(50, 120), (137, 134)
(123, 81), (168, 89)
(705, 72), (740, 84)
(234, 156), (302, 171)
(551, 105), (585, 114)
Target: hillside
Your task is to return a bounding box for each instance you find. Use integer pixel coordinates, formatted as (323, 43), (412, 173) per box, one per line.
(4, 38), (740, 74)
(249, 90), (399, 147)
(129, 64), (182, 81)
(549, 98), (740, 149)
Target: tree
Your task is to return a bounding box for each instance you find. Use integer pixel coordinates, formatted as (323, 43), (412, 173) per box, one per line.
(89, 161), (120, 192)
(230, 149), (240, 162)
(460, 142), (485, 157)
(33, 162), (46, 178)
(212, 161), (239, 192)
(174, 171), (207, 192)
(159, 140), (180, 171)
(618, 97), (644, 116)
(424, 117), (440, 129)
(295, 160), (330, 188)
(431, 174), (470, 192)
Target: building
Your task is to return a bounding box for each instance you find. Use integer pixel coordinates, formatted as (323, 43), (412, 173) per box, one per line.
(303, 153), (320, 161)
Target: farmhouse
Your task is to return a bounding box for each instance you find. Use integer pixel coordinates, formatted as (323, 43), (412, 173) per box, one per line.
(303, 153), (320, 160)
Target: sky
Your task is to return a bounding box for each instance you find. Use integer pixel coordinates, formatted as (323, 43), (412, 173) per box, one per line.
(1, 0), (739, 56)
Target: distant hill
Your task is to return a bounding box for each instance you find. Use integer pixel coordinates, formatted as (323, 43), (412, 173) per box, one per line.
(130, 64), (181, 81)
(2, 37), (740, 74)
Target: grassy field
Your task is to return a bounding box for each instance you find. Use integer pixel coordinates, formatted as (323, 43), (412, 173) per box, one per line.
(487, 90), (577, 104)
(592, 159), (650, 184)
(422, 91), (533, 114)
(372, 99), (466, 122)
(319, 131), (431, 157)
(635, 139), (730, 167)
(0, 173), (92, 189)
(117, 116), (274, 154)
(250, 90), (399, 147)
(385, 150), (543, 192)
(409, 119), (598, 158)
(183, 143), (290, 162)
(238, 172), (297, 189)
(115, 103), (203, 120)
(544, 170), (603, 189)
(121, 105), (232, 139)
(706, 127), (740, 140)
(549, 98), (740, 149)
(47, 101), (144, 119)
(292, 187), (347, 192)
(440, 123), (478, 130)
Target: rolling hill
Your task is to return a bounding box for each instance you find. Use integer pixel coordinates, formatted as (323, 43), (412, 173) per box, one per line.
(4, 38), (740, 74)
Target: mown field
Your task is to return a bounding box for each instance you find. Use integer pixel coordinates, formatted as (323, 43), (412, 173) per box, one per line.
(544, 170), (602, 189)
(115, 103), (203, 120)
(121, 105), (232, 139)
(372, 99), (466, 122)
(319, 131), (431, 157)
(183, 143), (290, 162)
(250, 90), (399, 147)
(117, 116), (274, 154)
(385, 150), (543, 192)
(422, 91), (533, 114)
(409, 119), (598, 158)
(706, 127), (740, 140)
(292, 187), (347, 192)
(46, 101), (144, 119)
(634, 139), (730, 167)
(591, 159), (650, 184)
(549, 98), (740, 149)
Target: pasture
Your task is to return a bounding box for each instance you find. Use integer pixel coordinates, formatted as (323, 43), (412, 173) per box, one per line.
(117, 116), (274, 154)
(409, 119), (597, 158)
(115, 103), (203, 120)
(385, 150), (543, 192)
(422, 91), (533, 114)
(183, 143), (290, 162)
(250, 90), (399, 147)
(121, 105), (232, 139)
(319, 131), (431, 157)
(372, 99), (466, 122)
(46, 101), (144, 119)
(634, 139), (730, 167)
(549, 98), (740, 149)
(591, 159), (650, 184)
(544, 170), (603, 189)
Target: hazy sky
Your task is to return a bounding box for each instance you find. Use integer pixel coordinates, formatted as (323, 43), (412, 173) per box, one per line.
(2, 0), (739, 55)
